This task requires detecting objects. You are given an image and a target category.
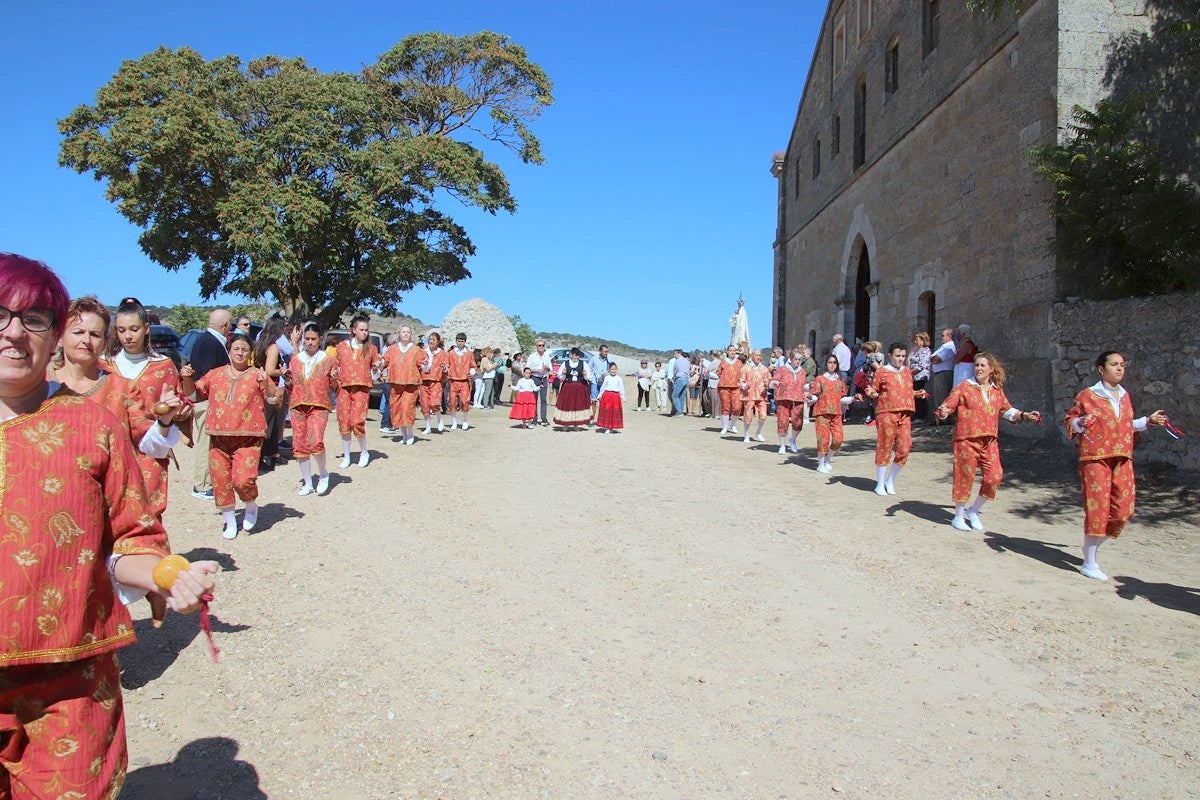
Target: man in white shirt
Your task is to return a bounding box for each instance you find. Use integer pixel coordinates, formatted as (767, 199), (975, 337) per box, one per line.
(929, 327), (957, 420)
(525, 339), (554, 425)
(831, 334), (852, 380)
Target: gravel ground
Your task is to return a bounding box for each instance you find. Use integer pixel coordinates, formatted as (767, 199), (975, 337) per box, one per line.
(119, 383), (1200, 799)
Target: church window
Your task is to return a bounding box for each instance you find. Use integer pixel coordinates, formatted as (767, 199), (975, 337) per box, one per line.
(812, 136), (821, 179)
(923, 0), (940, 57)
(853, 78), (867, 169)
(858, 0), (872, 41)
(834, 15), (847, 74)
(885, 36), (900, 95)
(832, 111), (841, 157)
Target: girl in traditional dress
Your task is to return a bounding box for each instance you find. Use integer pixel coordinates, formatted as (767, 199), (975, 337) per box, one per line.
(553, 347), (593, 429)
(863, 342), (927, 495)
(716, 345), (744, 435)
(1064, 351), (1167, 580)
(808, 355), (854, 473)
(383, 324), (427, 444)
(102, 297), (192, 519)
(739, 349), (772, 443)
(286, 323), (337, 495)
(509, 366), (538, 428)
(333, 314), (381, 467)
(769, 349), (807, 455)
(420, 331), (449, 434)
(596, 362), (627, 433)
(934, 353), (1041, 532)
(182, 336), (282, 538)
(0, 254), (217, 799)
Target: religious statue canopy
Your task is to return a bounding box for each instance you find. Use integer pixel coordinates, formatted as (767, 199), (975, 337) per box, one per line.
(729, 294), (750, 354)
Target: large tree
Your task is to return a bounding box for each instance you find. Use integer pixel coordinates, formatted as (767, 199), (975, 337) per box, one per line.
(59, 32), (553, 327)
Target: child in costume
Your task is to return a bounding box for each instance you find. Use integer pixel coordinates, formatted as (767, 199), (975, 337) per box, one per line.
(595, 362), (626, 433)
(1064, 351), (1167, 580)
(332, 314), (381, 467)
(769, 349), (807, 455)
(863, 341), (927, 495)
(934, 352), (1040, 532)
(739, 349), (771, 443)
(808, 354), (854, 473)
(286, 323), (337, 496)
(509, 366), (538, 428)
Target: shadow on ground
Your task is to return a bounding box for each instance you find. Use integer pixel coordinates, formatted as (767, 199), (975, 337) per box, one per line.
(121, 737), (265, 799)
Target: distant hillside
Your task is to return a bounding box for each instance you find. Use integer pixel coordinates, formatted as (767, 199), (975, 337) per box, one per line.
(536, 331), (670, 363)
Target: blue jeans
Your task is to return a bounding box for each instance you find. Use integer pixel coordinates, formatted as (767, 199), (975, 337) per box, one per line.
(671, 376), (688, 413)
(379, 383), (392, 429)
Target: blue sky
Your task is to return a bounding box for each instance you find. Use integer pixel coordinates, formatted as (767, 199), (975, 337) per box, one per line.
(1, 1), (822, 351)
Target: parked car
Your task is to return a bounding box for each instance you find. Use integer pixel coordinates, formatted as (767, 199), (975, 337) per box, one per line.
(178, 328), (203, 365)
(150, 325), (183, 369)
(328, 329), (387, 408)
(547, 347), (595, 365)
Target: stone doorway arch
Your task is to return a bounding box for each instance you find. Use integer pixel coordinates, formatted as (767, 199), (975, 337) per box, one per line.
(838, 206), (878, 344)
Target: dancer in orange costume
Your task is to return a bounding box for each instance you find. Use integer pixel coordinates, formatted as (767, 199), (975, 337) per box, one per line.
(769, 349), (807, 455)
(333, 314), (382, 467)
(935, 353), (1040, 532)
(102, 297), (192, 520)
(0, 254), (217, 800)
(808, 354), (854, 473)
(863, 341), (928, 495)
(445, 332), (477, 430)
(382, 324), (426, 445)
(1064, 351), (1167, 580)
(739, 349), (771, 444)
(420, 331), (449, 435)
(182, 336), (282, 539)
(715, 344), (744, 435)
(286, 323), (338, 496)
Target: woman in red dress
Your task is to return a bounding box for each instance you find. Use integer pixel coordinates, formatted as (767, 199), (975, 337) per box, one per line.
(0, 254), (217, 799)
(553, 348), (593, 429)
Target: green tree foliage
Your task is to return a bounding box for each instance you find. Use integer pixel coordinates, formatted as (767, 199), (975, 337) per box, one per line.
(1031, 99), (1200, 297)
(508, 314), (536, 355)
(58, 33), (553, 328)
(161, 304), (210, 333)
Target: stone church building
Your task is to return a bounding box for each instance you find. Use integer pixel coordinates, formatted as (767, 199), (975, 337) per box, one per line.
(771, 0), (1147, 412)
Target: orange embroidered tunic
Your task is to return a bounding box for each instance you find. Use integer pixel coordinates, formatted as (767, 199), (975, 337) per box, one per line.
(289, 354), (334, 410)
(0, 393), (169, 666)
(716, 358), (742, 388)
(740, 364), (771, 401)
(423, 348), (448, 384)
(772, 364), (807, 402)
(1065, 383), (1142, 462)
(810, 373), (847, 416)
(937, 380), (1013, 441)
(871, 366), (917, 414)
(334, 340), (378, 389)
(384, 344), (426, 386)
(69, 372), (136, 438)
(102, 356), (186, 450)
(446, 348), (477, 381)
(194, 365), (272, 437)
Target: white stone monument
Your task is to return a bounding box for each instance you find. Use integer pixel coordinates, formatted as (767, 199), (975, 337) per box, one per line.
(729, 294), (751, 353)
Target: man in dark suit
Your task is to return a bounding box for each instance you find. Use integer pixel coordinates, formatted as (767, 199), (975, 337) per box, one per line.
(189, 308), (233, 500)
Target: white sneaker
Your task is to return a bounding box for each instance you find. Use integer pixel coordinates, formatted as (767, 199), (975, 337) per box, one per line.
(462, 422), (469, 430)
(437, 420), (445, 432)
(874, 483), (888, 496)
(1080, 564), (1109, 581)
(966, 510), (985, 531)
(755, 434), (765, 442)
(298, 484), (314, 497)
(316, 476), (330, 495)
(743, 435), (751, 443)
(951, 516), (971, 532)
(789, 440), (799, 453)
(778, 445), (786, 455)
(404, 436), (415, 445)
(884, 481), (897, 496)
(729, 426), (739, 435)
(819, 462), (833, 474)
(720, 427), (728, 434)
(339, 455), (351, 469)
(358, 451), (370, 468)
(242, 504), (258, 531)
(450, 421), (459, 430)
(423, 425), (431, 435)
(222, 524), (238, 540)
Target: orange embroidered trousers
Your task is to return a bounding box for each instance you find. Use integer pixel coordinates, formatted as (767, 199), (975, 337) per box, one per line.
(718, 387), (741, 416)
(952, 436), (1002, 504)
(208, 435), (263, 510)
(1080, 456), (1136, 538)
(874, 410), (913, 467)
(0, 653), (126, 800)
(448, 380), (472, 414)
(419, 382), (442, 416)
(388, 385), (419, 428)
(775, 399), (804, 436)
(815, 414), (844, 455)
(336, 386), (371, 437)
(290, 406), (329, 458)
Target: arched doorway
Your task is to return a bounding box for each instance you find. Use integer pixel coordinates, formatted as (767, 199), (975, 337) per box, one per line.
(854, 244), (871, 344)
(918, 291), (936, 340)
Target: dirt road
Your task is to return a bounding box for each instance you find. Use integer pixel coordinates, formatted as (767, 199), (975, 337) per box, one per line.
(120, 392), (1200, 799)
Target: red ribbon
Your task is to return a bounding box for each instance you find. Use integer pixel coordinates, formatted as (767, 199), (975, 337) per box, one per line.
(198, 593), (220, 663)
(1164, 421), (1186, 439)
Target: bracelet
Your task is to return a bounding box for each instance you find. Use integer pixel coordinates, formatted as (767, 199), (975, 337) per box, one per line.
(157, 418), (172, 429)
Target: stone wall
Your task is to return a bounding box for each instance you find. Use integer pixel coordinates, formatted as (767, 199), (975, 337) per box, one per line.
(1050, 293), (1199, 470)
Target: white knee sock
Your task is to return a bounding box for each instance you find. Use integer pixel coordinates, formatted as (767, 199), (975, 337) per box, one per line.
(754, 419), (764, 436)
(314, 453), (328, 479)
(222, 509), (237, 529)
(969, 495), (988, 513)
(875, 466), (888, 491)
(954, 502), (966, 521)
(299, 459), (312, 487)
(341, 436), (351, 460)
(357, 435), (367, 454)
(1083, 535), (1105, 569)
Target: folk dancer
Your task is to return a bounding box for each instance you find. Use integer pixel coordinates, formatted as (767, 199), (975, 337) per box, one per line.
(333, 314), (381, 467)
(934, 353), (1041, 532)
(595, 362), (626, 433)
(863, 341), (928, 495)
(716, 345), (744, 435)
(769, 349), (807, 455)
(446, 332), (477, 430)
(381, 325), (425, 445)
(286, 323), (337, 495)
(739, 349), (771, 443)
(808, 355), (854, 473)
(1064, 351), (1167, 580)
(420, 332), (449, 434)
